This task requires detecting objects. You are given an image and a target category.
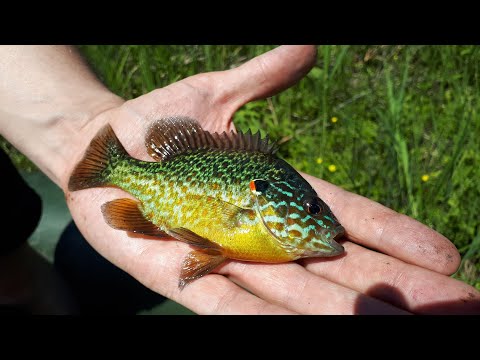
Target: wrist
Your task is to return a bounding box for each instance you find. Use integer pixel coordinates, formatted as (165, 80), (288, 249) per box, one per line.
(48, 93), (126, 189)
(0, 46), (126, 188)
(1, 92), (125, 188)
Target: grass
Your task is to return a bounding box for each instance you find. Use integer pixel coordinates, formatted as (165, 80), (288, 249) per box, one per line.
(2, 45), (479, 290)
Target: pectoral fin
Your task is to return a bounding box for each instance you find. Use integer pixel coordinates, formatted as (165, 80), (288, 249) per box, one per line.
(101, 198), (167, 238)
(179, 249), (226, 290)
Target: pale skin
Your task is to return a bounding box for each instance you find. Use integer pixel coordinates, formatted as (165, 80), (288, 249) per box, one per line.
(0, 45), (479, 314)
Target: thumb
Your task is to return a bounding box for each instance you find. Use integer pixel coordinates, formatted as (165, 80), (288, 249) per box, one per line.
(211, 45), (317, 110)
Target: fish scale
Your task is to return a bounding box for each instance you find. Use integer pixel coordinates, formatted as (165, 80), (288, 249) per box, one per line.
(68, 117), (345, 288)
(111, 149), (294, 256)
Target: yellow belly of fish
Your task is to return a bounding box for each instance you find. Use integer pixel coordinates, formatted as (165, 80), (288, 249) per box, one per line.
(143, 194), (294, 263)
(189, 217), (294, 262)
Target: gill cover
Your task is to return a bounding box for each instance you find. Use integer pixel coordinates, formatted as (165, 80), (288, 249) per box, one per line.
(250, 179), (345, 258)
(250, 179), (290, 240)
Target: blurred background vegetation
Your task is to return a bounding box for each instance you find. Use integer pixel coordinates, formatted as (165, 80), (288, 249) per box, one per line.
(2, 45), (478, 291)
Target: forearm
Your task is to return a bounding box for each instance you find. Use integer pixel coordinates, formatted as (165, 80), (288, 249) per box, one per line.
(0, 45), (124, 187)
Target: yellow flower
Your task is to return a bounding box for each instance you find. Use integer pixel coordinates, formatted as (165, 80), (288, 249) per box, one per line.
(328, 164), (337, 172)
(331, 117), (338, 123)
(445, 90), (452, 101)
(316, 157), (323, 164)
(421, 174), (429, 182)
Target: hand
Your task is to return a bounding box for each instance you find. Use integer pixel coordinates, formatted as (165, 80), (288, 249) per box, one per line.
(62, 46), (480, 314)
(1, 45), (477, 314)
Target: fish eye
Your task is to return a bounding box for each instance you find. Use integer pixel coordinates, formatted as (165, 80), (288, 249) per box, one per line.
(304, 197), (322, 215)
(250, 179), (269, 193)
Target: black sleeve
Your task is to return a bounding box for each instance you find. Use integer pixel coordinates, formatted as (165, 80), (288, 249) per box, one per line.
(0, 149), (42, 255)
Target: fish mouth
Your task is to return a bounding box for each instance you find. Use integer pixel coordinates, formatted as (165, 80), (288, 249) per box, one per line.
(326, 225), (345, 256)
(332, 225), (345, 241)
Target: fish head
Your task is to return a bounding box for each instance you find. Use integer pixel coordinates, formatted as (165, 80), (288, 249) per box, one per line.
(250, 179), (345, 258)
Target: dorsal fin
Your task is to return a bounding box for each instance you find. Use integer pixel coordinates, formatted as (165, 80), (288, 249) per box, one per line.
(145, 116), (278, 161)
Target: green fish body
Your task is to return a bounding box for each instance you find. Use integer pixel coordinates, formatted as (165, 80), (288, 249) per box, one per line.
(69, 117), (344, 288)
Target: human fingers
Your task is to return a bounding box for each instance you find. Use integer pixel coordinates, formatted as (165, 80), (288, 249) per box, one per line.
(217, 260), (411, 315)
(186, 45), (317, 115)
(219, 45), (317, 105)
(302, 173), (461, 275)
(174, 270), (297, 315)
(301, 241), (480, 314)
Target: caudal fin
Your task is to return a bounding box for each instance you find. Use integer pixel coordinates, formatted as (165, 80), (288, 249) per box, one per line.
(68, 124), (128, 191)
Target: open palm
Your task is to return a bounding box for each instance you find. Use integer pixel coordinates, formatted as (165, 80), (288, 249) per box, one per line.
(63, 46), (480, 314)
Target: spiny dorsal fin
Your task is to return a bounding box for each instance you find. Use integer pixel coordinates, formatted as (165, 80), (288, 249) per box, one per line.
(145, 116), (278, 162)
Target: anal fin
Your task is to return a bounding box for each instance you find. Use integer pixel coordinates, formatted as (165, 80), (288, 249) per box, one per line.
(179, 249), (226, 290)
(101, 198), (167, 238)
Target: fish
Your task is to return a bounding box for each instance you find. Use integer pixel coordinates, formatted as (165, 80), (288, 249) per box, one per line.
(68, 117), (345, 289)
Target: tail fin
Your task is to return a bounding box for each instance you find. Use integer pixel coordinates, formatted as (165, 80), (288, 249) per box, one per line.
(68, 123), (128, 191)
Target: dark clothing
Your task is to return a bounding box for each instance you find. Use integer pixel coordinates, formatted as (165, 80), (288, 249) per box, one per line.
(0, 148), (165, 314)
(55, 222), (166, 315)
(0, 149), (41, 255)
